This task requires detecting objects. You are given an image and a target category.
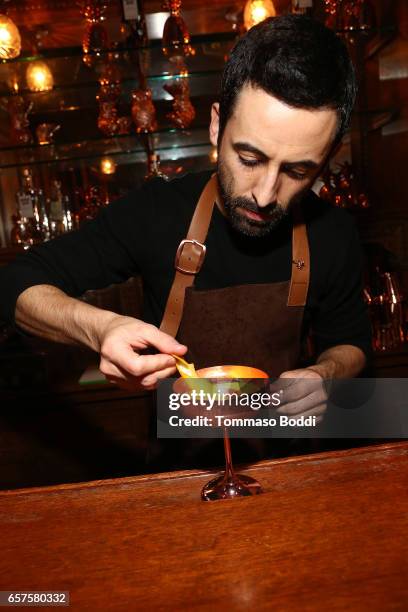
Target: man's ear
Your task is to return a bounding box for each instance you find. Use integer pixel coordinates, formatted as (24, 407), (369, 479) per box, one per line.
(209, 102), (220, 147)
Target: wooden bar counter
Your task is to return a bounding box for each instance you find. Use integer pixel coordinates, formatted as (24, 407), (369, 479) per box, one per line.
(0, 442), (407, 610)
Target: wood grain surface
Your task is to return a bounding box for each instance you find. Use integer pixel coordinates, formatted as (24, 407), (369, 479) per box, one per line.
(0, 442), (407, 611)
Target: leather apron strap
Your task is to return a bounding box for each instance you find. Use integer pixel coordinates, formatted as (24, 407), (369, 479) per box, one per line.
(160, 175), (310, 337)
(287, 204), (310, 307)
(160, 174), (219, 337)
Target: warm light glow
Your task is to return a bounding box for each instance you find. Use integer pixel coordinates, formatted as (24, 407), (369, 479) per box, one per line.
(26, 61), (54, 92)
(100, 157), (116, 175)
(209, 146), (218, 164)
(0, 14), (21, 59)
(243, 0), (276, 30)
(8, 72), (19, 93)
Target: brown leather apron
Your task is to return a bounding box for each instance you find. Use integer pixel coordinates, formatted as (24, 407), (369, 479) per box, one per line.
(146, 175), (311, 470)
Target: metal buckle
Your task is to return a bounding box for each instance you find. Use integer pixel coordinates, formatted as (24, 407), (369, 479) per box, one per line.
(175, 239), (207, 274)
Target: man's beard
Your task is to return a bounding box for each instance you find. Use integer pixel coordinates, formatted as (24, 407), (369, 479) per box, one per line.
(218, 161), (291, 238)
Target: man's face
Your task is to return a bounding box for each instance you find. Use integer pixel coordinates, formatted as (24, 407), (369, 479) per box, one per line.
(209, 84), (338, 237)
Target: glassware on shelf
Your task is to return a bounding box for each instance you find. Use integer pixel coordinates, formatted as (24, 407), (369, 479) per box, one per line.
(36, 123), (61, 145)
(14, 168), (42, 245)
(324, 0), (375, 35)
(318, 163), (370, 209)
(162, 0), (195, 63)
(96, 55), (122, 136)
(144, 153), (168, 181)
(79, 0), (108, 67)
(7, 96), (33, 146)
(10, 214), (30, 247)
(116, 116), (132, 135)
(49, 180), (66, 237)
(367, 269), (404, 352)
(131, 88), (158, 133)
(97, 97), (119, 136)
(78, 185), (106, 223)
(163, 69), (195, 129)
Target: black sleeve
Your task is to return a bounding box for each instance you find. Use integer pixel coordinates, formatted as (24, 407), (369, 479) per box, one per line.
(312, 221), (372, 360)
(0, 182), (157, 326)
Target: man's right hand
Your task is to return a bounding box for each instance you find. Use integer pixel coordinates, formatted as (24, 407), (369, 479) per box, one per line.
(15, 285), (187, 392)
(98, 315), (187, 391)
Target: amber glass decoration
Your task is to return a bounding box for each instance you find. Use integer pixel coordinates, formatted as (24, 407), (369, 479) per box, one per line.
(162, 0), (195, 63)
(243, 0), (276, 31)
(8, 96), (33, 145)
(96, 54), (131, 136)
(131, 88), (158, 133)
(36, 123), (60, 145)
(0, 13), (21, 59)
(164, 69), (195, 129)
(79, 0), (108, 66)
(319, 163), (370, 209)
(324, 0), (375, 34)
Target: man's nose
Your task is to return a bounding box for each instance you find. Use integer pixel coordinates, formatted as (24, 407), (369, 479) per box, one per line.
(251, 169), (280, 208)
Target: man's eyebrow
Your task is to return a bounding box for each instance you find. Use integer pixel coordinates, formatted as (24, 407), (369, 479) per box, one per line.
(283, 159), (319, 170)
(233, 142), (268, 158)
(232, 142), (320, 169)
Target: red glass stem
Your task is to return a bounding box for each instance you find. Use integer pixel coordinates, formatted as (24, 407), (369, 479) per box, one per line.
(223, 427), (235, 480)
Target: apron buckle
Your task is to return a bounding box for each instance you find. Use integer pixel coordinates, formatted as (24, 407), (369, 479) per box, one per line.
(175, 239), (207, 274)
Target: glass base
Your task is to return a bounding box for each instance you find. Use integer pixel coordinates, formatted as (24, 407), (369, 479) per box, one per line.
(201, 473), (263, 501)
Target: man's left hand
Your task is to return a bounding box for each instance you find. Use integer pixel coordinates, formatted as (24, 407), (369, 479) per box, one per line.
(274, 367), (328, 422)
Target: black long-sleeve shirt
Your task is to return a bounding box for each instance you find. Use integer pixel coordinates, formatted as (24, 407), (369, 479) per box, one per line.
(0, 170), (371, 358)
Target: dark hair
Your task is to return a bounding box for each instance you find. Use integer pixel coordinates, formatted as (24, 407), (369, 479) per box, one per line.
(219, 15), (357, 144)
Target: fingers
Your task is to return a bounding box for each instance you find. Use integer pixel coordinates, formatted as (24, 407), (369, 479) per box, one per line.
(141, 324), (187, 356)
(274, 368), (326, 405)
(277, 394), (327, 417)
(103, 362), (178, 391)
(99, 318), (188, 390)
(139, 366), (179, 390)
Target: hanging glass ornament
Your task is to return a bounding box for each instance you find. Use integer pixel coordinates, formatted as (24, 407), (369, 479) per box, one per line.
(79, 0), (108, 67)
(162, 0), (195, 63)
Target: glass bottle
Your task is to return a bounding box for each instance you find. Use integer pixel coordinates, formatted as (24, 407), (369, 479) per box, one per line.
(15, 169), (41, 245)
(49, 180), (66, 237)
(37, 188), (50, 242)
(62, 194), (74, 233)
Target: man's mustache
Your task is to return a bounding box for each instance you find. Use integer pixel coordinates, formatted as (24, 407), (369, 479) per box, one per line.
(227, 196), (281, 216)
